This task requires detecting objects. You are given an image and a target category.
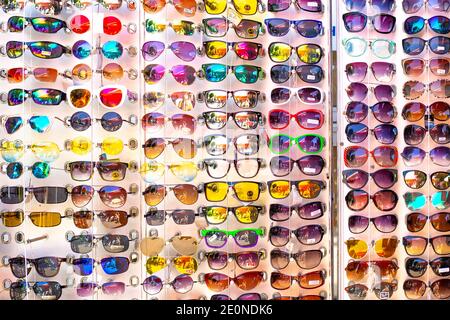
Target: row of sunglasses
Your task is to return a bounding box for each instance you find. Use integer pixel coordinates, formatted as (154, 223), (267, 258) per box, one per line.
(0, 202), (326, 228)
(1, 15), (329, 39)
(0, 86), (326, 107)
(0, 180), (327, 206)
(0, 40), (325, 65)
(344, 0), (449, 13)
(1, 0), (327, 15)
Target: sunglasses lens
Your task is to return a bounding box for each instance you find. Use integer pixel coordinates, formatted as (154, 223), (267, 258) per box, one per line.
(403, 37), (425, 55)
(294, 225), (324, 245)
(235, 230), (259, 247)
(373, 124), (398, 144)
(403, 236), (427, 256)
(170, 41), (197, 62)
(345, 102), (368, 123)
(406, 213), (427, 232)
(101, 63), (124, 81)
(429, 36), (450, 54)
(297, 44), (322, 64)
(265, 18), (289, 37)
(348, 215), (369, 234)
(169, 162), (198, 182)
(343, 169), (368, 189)
(269, 42), (291, 62)
(346, 82), (367, 101)
(142, 41), (164, 61)
(234, 42), (260, 60)
(298, 87), (323, 104)
(204, 182), (228, 202)
(173, 256), (198, 275)
(271, 64), (291, 83)
(30, 41), (65, 58)
(171, 64), (197, 85)
(431, 213), (450, 232)
(432, 191), (450, 210)
(402, 102), (425, 121)
(69, 161), (94, 181)
(373, 190), (398, 211)
(372, 169), (397, 189)
(101, 111), (125, 132)
(296, 180), (323, 199)
(403, 58), (425, 76)
(343, 12), (367, 32)
(172, 184), (198, 205)
(6, 41), (23, 58)
(298, 135), (324, 153)
(203, 206), (227, 224)
(430, 146), (450, 166)
(234, 271), (264, 290)
(70, 185), (94, 207)
(70, 234), (93, 254)
(269, 226), (290, 247)
(345, 123), (368, 143)
(345, 284), (368, 300)
(145, 256), (168, 274)
(346, 190), (368, 211)
(269, 180), (290, 199)
(170, 91), (195, 111)
(204, 273), (229, 292)
(102, 234), (130, 253)
(269, 203), (291, 221)
(233, 65), (260, 83)
(73, 258), (94, 276)
(430, 58), (450, 76)
(271, 87), (291, 104)
(29, 211), (61, 227)
(143, 64), (165, 84)
(203, 18), (227, 37)
(31, 161), (50, 178)
(403, 81), (425, 100)
(1, 210), (24, 227)
(101, 257), (129, 275)
(203, 63), (227, 82)
(430, 124), (450, 145)
(372, 101), (396, 122)
(345, 62), (367, 82)
(204, 41), (227, 59)
(204, 230), (227, 248)
(236, 19), (260, 38)
(346, 239), (368, 259)
(203, 90), (227, 109)
(142, 276), (163, 295)
(430, 257), (450, 276)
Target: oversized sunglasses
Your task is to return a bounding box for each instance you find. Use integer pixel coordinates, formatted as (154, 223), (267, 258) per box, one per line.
(345, 282), (398, 300)
(344, 0), (396, 11)
(402, 36), (450, 55)
(345, 237), (399, 259)
(139, 235), (199, 257)
(406, 212), (449, 232)
(143, 64), (197, 85)
(141, 113), (196, 135)
(143, 275), (196, 295)
(345, 260), (399, 283)
(142, 41), (199, 62)
(345, 123), (398, 144)
(344, 145), (399, 168)
(403, 191), (450, 210)
(405, 257), (450, 278)
(142, 0), (197, 16)
(342, 12), (396, 34)
(402, 0), (450, 14)
(402, 101), (449, 122)
(404, 15), (450, 35)
(342, 169), (398, 189)
(202, 133), (261, 156)
(346, 83), (396, 103)
(345, 189), (399, 211)
(403, 279), (450, 300)
(401, 146), (450, 167)
(403, 79), (450, 100)
(348, 214), (398, 234)
(271, 86), (325, 105)
(345, 61), (396, 82)
(269, 109), (324, 130)
(402, 57), (450, 77)
(403, 123), (450, 146)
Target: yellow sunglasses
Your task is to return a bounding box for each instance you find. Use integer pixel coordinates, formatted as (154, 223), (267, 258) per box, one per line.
(65, 137), (138, 156)
(200, 0), (264, 15)
(145, 255), (199, 275)
(140, 161), (199, 183)
(199, 181), (266, 202)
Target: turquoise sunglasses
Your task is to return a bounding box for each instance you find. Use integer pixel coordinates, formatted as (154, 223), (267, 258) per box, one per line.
(404, 191), (450, 211)
(342, 37), (396, 59)
(200, 63), (265, 83)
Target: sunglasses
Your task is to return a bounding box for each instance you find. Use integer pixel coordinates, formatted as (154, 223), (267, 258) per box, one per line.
(343, 169), (398, 189)
(143, 91), (196, 111)
(345, 123), (397, 144)
(403, 80), (450, 99)
(348, 214), (398, 234)
(199, 205), (265, 224)
(345, 238), (399, 259)
(406, 212), (449, 232)
(402, 36), (450, 55)
(199, 158), (265, 179)
(68, 233), (135, 254)
(144, 19), (198, 35)
(199, 181), (265, 202)
(270, 248), (325, 270)
(142, 0), (197, 16)
(401, 146), (450, 167)
(141, 113), (196, 135)
(402, 101), (449, 122)
(139, 235), (199, 257)
(73, 257), (131, 276)
(271, 64), (324, 84)
(144, 208), (197, 226)
(403, 279), (450, 300)
(69, 209), (134, 229)
(269, 202), (326, 221)
(403, 235), (450, 256)
(10, 281), (66, 300)
(404, 15), (450, 35)
(198, 89), (262, 109)
(346, 83), (396, 103)
(0, 161), (57, 179)
(0, 115), (53, 134)
(344, 145), (398, 168)
(202, 18), (263, 39)
(404, 124), (450, 145)
(65, 161), (130, 182)
(405, 257), (450, 278)
(203, 271), (265, 292)
(1, 41), (71, 59)
(402, 57), (450, 77)
(269, 225), (325, 246)
(345, 282), (398, 300)
(343, 13), (396, 33)
(146, 256), (198, 275)
(345, 260), (399, 282)
(202, 41), (263, 60)
(143, 275), (195, 295)
(345, 189), (398, 211)
(271, 87), (325, 105)
(202, 134), (261, 156)
(200, 64), (264, 84)
(141, 41), (198, 62)
(211, 293), (267, 300)
(76, 281), (131, 297)
(269, 134), (326, 154)
(269, 109), (324, 130)
(270, 271), (325, 290)
(142, 184), (198, 206)
(268, 0), (323, 12)
(342, 37), (396, 59)
(202, 250), (266, 270)
(142, 137), (197, 160)
(402, 0), (450, 13)
(0, 140), (61, 163)
(344, 0), (396, 11)
(58, 111), (137, 132)
(5, 16), (71, 33)
(143, 64), (196, 85)
(140, 161), (199, 183)
(345, 61), (396, 83)
(268, 180), (326, 199)
(0, 66), (72, 83)
(264, 18), (323, 38)
(404, 191), (450, 210)
(200, 228), (264, 248)
(268, 42), (323, 64)
(200, 111), (264, 130)
(270, 155), (325, 177)
(71, 185), (134, 208)
(8, 256), (68, 278)
(201, 0), (263, 14)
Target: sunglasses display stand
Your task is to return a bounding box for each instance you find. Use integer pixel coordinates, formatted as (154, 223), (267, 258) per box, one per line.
(0, 0), (333, 300)
(336, 2), (449, 300)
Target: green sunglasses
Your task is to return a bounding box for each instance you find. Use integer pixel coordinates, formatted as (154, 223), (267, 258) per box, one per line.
(269, 134), (325, 155)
